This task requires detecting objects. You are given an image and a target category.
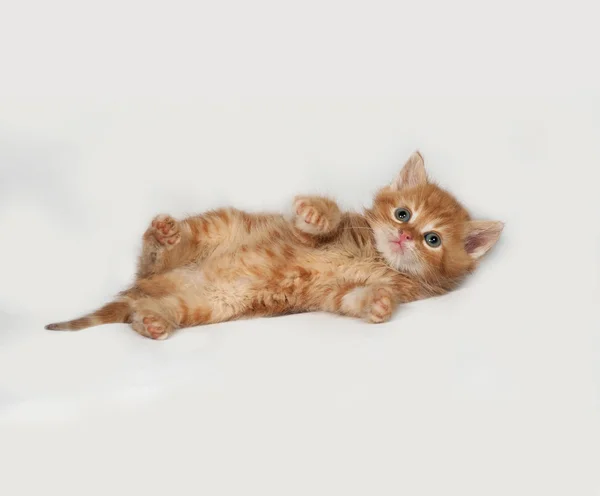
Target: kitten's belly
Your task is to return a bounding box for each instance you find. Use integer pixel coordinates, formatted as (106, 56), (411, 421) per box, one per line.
(177, 242), (379, 316)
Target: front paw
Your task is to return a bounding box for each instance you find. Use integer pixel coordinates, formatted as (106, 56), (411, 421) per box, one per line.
(293, 196), (341, 235)
(149, 214), (181, 248)
(364, 287), (394, 323)
(341, 286), (395, 323)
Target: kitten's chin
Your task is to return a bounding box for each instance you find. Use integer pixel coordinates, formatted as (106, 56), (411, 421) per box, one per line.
(390, 256), (423, 276)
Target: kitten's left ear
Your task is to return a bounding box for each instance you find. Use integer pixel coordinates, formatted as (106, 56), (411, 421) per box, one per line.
(465, 221), (504, 260)
(390, 151), (428, 190)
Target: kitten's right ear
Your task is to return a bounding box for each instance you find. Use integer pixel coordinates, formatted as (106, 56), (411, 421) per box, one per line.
(390, 151), (428, 190)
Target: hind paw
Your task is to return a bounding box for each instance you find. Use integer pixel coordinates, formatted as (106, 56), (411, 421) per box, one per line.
(132, 313), (173, 340)
(149, 214), (181, 248)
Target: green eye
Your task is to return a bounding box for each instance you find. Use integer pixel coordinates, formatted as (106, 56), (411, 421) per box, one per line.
(394, 208), (411, 222)
(424, 232), (441, 247)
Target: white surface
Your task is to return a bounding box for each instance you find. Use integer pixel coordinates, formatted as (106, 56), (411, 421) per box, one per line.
(1, 1), (599, 495)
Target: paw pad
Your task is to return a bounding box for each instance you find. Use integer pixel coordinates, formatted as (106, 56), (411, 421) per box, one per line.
(132, 313), (172, 340)
(150, 215), (181, 247)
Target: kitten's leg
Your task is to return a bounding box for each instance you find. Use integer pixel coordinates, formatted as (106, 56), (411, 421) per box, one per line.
(137, 214), (183, 278)
(128, 290), (239, 340)
(127, 267), (244, 340)
(137, 209), (251, 278)
(126, 283), (206, 340)
(292, 196), (342, 239)
(320, 284), (397, 323)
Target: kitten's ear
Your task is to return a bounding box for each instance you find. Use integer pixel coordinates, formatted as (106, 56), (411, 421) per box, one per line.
(464, 221), (504, 259)
(390, 151), (428, 190)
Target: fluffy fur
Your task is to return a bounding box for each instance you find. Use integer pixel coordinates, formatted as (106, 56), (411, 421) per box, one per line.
(46, 152), (503, 340)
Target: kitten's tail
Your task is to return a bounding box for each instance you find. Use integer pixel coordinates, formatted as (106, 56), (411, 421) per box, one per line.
(45, 300), (131, 331)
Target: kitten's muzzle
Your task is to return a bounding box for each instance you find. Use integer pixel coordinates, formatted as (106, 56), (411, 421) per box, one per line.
(391, 229), (413, 251)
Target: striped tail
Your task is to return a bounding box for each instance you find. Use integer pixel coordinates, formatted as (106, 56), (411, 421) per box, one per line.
(45, 300), (131, 331)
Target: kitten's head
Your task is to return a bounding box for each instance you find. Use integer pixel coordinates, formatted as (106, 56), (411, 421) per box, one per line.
(367, 151), (503, 282)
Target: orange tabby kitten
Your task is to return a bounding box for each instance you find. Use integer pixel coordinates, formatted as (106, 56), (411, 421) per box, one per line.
(46, 152), (503, 340)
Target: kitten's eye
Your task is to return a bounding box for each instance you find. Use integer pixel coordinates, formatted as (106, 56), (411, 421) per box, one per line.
(393, 208), (411, 222)
(424, 232), (442, 247)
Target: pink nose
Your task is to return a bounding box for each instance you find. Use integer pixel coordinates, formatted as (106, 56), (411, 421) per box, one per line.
(398, 230), (412, 243)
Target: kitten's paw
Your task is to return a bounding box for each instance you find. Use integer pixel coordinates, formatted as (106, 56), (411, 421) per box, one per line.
(365, 287), (394, 323)
(293, 196), (340, 235)
(149, 214), (181, 248)
(341, 286), (395, 323)
(131, 312), (173, 340)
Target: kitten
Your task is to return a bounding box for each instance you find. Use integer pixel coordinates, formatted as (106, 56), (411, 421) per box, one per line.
(46, 151), (503, 340)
